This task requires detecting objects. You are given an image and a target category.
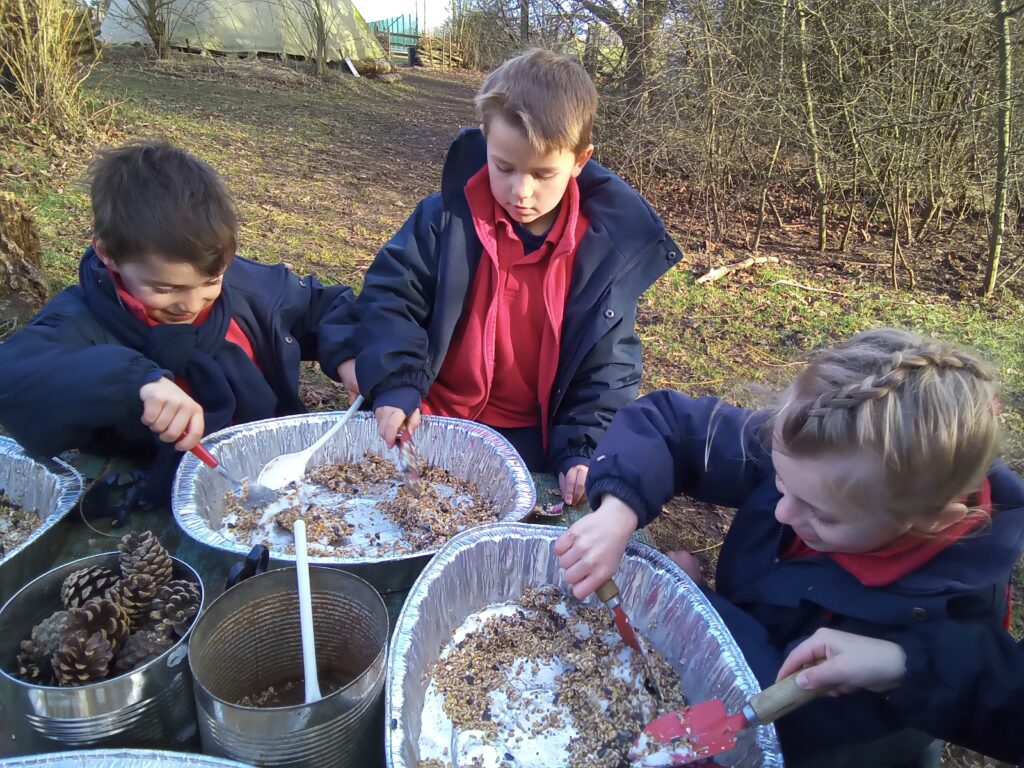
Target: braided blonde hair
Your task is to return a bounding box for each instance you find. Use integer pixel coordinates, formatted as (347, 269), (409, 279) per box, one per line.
(771, 328), (1000, 523)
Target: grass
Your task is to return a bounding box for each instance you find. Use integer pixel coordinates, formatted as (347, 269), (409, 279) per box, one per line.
(3, 50), (1022, 767)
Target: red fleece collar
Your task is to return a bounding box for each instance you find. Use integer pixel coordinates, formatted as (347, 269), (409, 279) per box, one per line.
(783, 478), (993, 586)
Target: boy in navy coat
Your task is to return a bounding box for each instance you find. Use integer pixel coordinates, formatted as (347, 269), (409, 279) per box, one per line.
(0, 141), (355, 506)
(334, 49), (681, 503)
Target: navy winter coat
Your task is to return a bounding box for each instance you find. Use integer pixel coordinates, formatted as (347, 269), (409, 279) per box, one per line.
(333, 128), (682, 474)
(887, 620), (1024, 764)
(0, 251), (355, 491)
(586, 391), (1024, 761)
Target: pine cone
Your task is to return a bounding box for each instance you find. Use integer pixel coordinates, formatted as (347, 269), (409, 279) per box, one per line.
(15, 640), (51, 684)
(52, 631), (113, 686)
(65, 598), (130, 653)
(114, 629), (174, 673)
(28, 610), (69, 662)
(119, 531), (172, 587)
(106, 574), (159, 629)
(60, 566), (120, 610)
(149, 580), (201, 637)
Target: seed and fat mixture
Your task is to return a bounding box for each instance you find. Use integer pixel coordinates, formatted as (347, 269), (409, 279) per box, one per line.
(0, 491), (40, 559)
(417, 587), (698, 768)
(221, 453), (497, 557)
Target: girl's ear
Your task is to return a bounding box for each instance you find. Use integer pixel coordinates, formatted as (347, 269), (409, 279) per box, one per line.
(915, 501), (969, 534)
(92, 236), (117, 272)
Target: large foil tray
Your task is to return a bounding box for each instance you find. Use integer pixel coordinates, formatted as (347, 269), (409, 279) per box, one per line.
(386, 523), (784, 767)
(0, 437), (84, 605)
(172, 413), (536, 593)
(1, 749), (249, 766)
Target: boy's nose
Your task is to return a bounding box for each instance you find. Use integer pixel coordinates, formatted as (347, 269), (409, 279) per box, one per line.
(179, 293), (204, 313)
(513, 176), (533, 201)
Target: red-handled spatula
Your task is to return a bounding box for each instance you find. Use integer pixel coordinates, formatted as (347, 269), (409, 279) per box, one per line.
(191, 443), (278, 510)
(596, 578), (665, 700)
(629, 670), (825, 766)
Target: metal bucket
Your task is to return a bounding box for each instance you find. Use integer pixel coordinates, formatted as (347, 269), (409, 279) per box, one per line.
(0, 437), (84, 605)
(0, 552), (204, 756)
(189, 566), (388, 767)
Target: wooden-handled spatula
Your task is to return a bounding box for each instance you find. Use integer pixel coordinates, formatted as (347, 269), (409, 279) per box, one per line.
(629, 670), (825, 766)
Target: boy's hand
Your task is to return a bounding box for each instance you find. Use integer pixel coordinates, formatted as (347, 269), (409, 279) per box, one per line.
(558, 464), (589, 506)
(554, 495), (638, 600)
(777, 628), (907, 694)
(139, 377), (204, 451)
(376, 406), (421, 448)
(337, 359), (360, 402)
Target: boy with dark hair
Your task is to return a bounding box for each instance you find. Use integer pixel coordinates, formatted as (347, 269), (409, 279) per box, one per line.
(0, 141), (355, 506)
(337, 49), (681, 502)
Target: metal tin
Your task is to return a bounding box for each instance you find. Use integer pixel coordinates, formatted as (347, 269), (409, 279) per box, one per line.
(0, 749), (250, 766)
(0, 437), (84, 605)
(0, 553), (204, 755)
(172, 413), (536, 594)
(188, 566), (388, 767)
(386, 523), (785, 768)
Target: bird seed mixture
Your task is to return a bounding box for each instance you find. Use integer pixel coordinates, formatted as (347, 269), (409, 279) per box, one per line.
(0, 491), (41, 560)
(221, 453), (498, 558)
(417, 586), (695, 768)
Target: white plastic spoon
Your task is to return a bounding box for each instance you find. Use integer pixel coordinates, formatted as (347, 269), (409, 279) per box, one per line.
(293, 518), (321, 703)
(257, 394), (365, 489)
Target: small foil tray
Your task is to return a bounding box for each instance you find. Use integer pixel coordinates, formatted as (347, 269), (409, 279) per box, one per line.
(387, 523), (784, 768)
(0, 437), (84, 605)
(1, 749), (249, 766)
(172, 413), (536, 594)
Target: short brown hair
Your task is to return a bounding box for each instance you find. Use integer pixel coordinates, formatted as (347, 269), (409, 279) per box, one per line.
(89, 141), (237, 276)
(475, 49), (598, 154)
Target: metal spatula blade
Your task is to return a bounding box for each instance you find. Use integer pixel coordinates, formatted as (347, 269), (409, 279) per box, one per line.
(191, 443), (278, 510)
(394, 426), (421, 496)
(629, 672), (824, 766)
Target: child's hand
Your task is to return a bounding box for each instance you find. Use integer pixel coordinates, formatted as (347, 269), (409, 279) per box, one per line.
(777, 628), (907, 694)
(337, 359), (360, 402)
(139, 377), (204, 451)
(376, 406), (421, 448)
(666, 550), (704, 586)
(558, 464), (589, 506)
(554, 495), (638, 600)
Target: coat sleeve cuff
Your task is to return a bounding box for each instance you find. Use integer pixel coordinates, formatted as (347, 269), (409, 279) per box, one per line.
(372, 386), (421, 417)
(586, 476), (656, 527)
(132, 358), (172, 390)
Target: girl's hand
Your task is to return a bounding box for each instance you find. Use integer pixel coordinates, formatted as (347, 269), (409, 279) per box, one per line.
(777, 628), (907, 694)
(139, 377), (204, 451)
(554, 495), (638, 600)
(558, 464), (589, 506)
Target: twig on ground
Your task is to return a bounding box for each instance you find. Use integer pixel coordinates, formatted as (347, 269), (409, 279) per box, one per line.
(742, 344), (804, 368)
(689, 541), (724, 555)
(696, 256), (781, 284)
(773, 279), (849, 296)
